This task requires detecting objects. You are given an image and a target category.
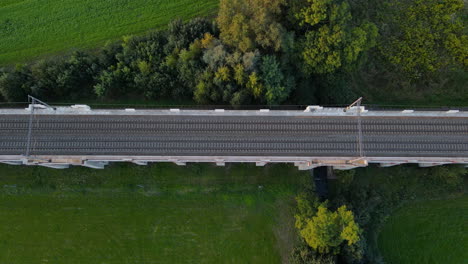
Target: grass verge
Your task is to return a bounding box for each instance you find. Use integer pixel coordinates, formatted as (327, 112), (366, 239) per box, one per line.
(378, 196), (468, 264)
(0, 163), (306, 263)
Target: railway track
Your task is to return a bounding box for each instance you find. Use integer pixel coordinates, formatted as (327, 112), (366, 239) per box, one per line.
(1, 115), (467, 157)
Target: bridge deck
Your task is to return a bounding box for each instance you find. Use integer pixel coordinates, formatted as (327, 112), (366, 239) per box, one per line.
(1, 114), (467, 158)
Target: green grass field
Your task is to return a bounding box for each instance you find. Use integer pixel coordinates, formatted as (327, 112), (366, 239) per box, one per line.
(378, 196), (468, 264)
(0, 163), (305, 263)
(0, 0), (218, 65)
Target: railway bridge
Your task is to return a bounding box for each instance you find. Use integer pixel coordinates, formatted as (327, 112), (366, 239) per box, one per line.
(1, 102), (467, 170)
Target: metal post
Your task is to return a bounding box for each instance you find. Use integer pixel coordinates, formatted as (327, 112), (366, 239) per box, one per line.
(344, 97), (363, 112)
(25, 95), (54, 158)
(345, 97), (364, 158)
(25, 97), (35, 157)
(27, 95), (54, 110)
(356, 99), (364, 158)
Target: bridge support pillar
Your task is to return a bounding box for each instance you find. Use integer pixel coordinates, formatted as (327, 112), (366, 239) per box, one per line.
(333, 165), (360, 170)
(39, 163), (70, 169)
(83, 161), (108, 169)
(296, 162), (320, 171)
(380, 162), (406, 167)
(298, 165), (320, 171)
(132, 161), (148, 166)
(0, 161), (23, 166)
(418, 162), (450, 167)
(214, 159), (225, 166)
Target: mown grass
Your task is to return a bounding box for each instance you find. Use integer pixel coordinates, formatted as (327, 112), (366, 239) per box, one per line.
(378, 196), (468, 264)
(0, 0), (218, 65)
(0, 163), (306, 263)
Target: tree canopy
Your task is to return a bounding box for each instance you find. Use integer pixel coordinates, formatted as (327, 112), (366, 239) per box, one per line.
(0, 0), (465, 109)
(217, 0), (288, 52)
(296, 202), (361, 254)
(380, 0), (467, 78)
(0, 66), (31, 102)
(296, 0), (377, 74)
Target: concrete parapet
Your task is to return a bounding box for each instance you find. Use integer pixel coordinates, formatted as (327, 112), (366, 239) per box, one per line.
(25, 104), (47, 111)
(71, 105), (91, 111)
(304, 105), (324, 112)
(345, 106), (368, 114)
(2, 104), (466, 118)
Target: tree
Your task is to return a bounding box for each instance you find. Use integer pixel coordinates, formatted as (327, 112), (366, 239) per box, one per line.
(246, 72), (263, 99)
(230, 89), (250, 106)
(202, 41), (228, 70)
(118, 32), (167, 66)
(296, 203), (361, 254)
(29, 59), (64, 100)
(294, 193), (319, 230)
(426, 165), (466, 190)
(260, 55), (291, 105)
(290, 243), (337, 264)
(296, 0), (377, 74)
(316, 72), (357, 104)
(217, 0), (288, 52)
(56, 52), (100, 99)
(166, 18), (215, 53)
(194, 71), (215, 104)
(94, 65), (133, 98)
(380, 0), (467, 78)
(0, 66), (31, 102)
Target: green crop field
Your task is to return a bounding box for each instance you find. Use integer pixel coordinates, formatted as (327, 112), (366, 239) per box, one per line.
(0, 0), (218, 65)
(0, 163), (305, 263)
(378, 196), (468, 264)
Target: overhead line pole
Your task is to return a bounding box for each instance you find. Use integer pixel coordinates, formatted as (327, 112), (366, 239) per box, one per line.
(25, 95), (54, 158)
(25, 97), (36, 157)
(356, 98), (364, 158)
(345, 97), (364, 158)
(28, 95), (54, 109)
